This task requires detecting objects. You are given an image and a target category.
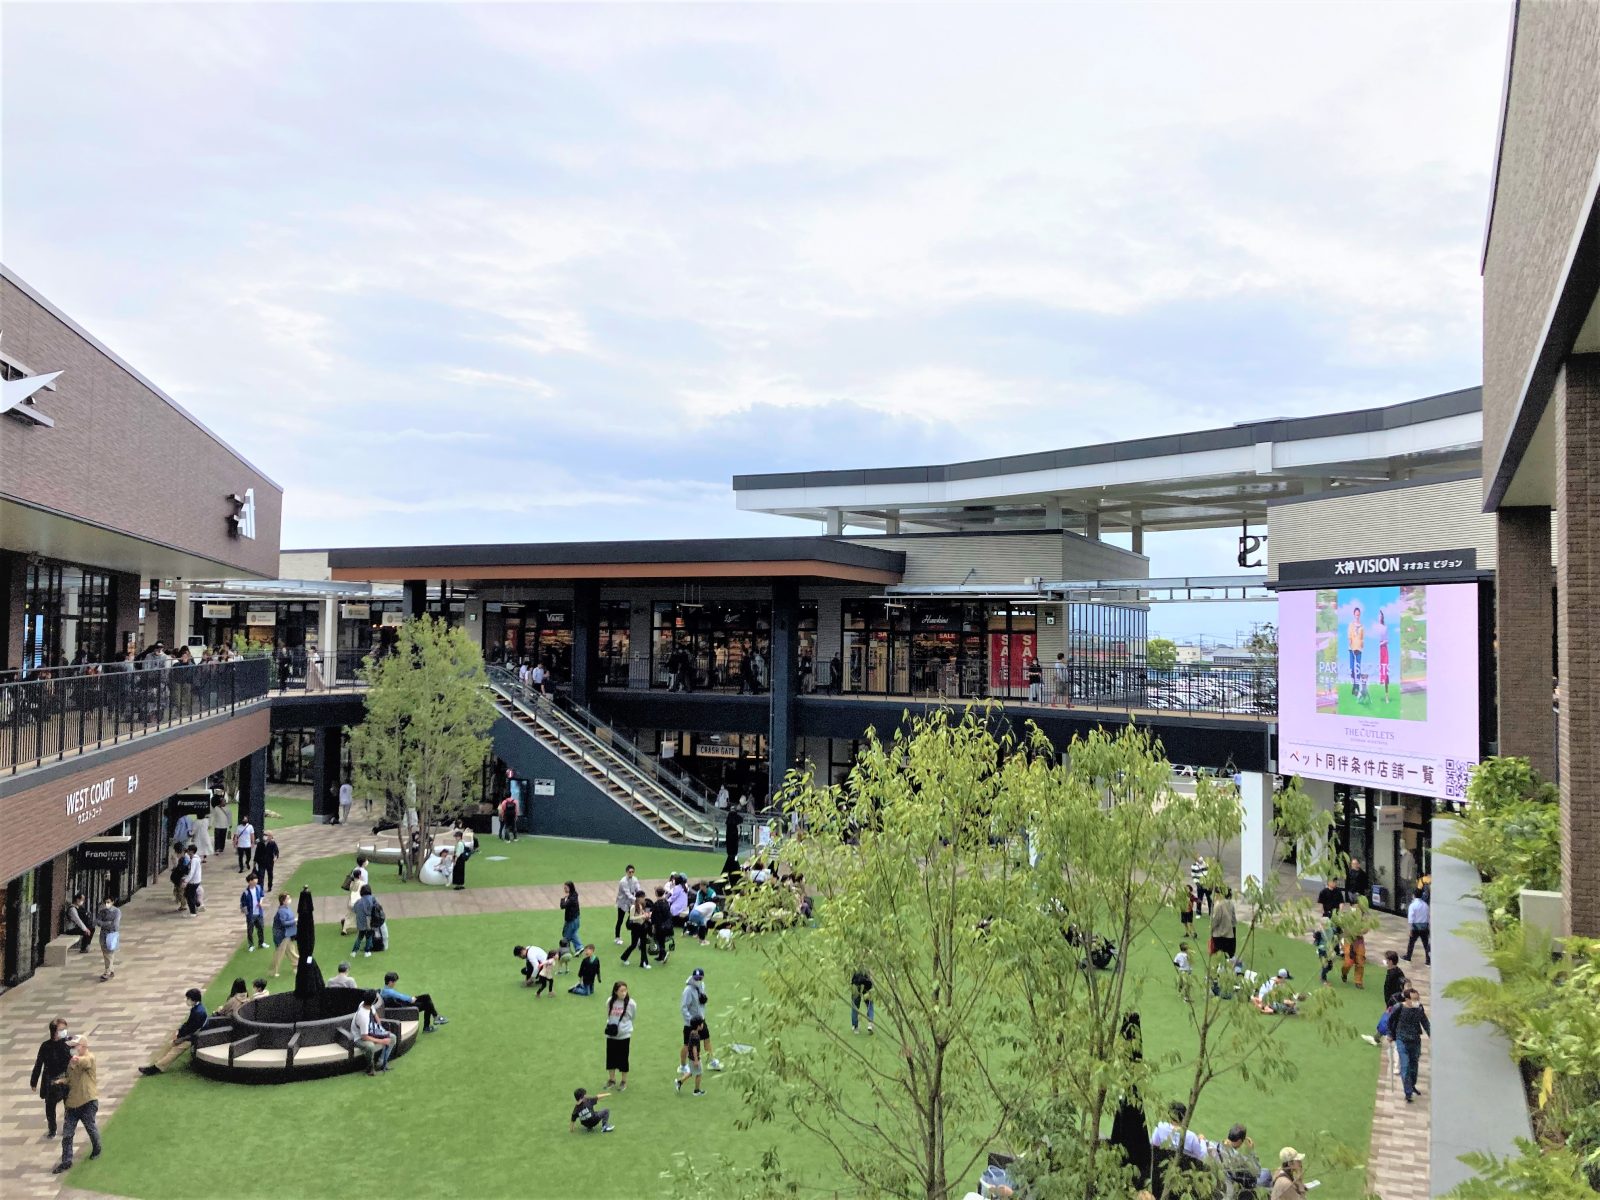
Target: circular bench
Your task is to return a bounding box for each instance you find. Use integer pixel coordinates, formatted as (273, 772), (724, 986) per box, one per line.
(192, 989), (419, 1084)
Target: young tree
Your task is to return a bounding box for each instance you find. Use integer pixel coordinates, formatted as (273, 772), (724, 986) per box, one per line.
(348, 617), (496, 879)
(1147, 638), (1180, 671)
(729, 712), (1343, 1200)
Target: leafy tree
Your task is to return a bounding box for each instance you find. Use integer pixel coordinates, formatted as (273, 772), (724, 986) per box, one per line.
(1449, 757), (1561, 922)
(729, 711), (1342, 1200)
(1147, 637), (1179, 671)
(348, 617), (496, 879)
(1244, 622), (1277, 670)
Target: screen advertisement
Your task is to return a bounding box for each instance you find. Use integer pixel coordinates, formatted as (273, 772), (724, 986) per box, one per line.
(1277, 581), (1480, 801)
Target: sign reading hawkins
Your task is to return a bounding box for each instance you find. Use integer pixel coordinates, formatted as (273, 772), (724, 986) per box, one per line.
(1277, 548), (1478, 589)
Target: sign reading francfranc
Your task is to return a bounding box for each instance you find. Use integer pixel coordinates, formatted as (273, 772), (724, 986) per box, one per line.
(1276, 549), (1477, 589)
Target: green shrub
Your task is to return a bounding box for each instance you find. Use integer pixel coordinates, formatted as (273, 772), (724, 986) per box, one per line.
(1447, 757), (1561, 923)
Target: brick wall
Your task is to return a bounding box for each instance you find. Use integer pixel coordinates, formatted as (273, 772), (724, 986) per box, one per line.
(1482, 1), (1600, 491)
(1557, 358), (1600, 937)
(1495, 507), (1556, 778)
(0, 708), (269, 884)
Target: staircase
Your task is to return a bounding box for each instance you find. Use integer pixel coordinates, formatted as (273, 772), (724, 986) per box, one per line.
(488, 670), (719, 848)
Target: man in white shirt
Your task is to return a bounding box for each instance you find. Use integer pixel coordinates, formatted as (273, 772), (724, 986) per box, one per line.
(1052, 652), (1070, 707)
(531, 663), (548, 695)
(337, 781), (353, 826)
(1150, 1103), (1210, 1163)
(182, 846), (204, 915)
(234, 819), (256, 873)
(341, 856), (370, 935)
(1404, 894), (1431, 965)
(348, 991), (394, 1074)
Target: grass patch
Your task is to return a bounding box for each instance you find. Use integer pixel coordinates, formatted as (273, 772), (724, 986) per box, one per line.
(281, 834), (725, 897)
(262, 793), (315, 831)
(74, 908), (1378, 1199)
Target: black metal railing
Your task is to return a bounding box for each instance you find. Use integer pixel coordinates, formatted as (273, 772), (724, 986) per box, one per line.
(813, 662), (1278, 717)
(1, 657), (271, 774)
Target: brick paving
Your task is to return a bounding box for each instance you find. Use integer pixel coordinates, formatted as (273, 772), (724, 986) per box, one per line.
(0, 816), (622, 1200)
(0, 818), (348, 1199)
(1363, 910), (1432, 1200)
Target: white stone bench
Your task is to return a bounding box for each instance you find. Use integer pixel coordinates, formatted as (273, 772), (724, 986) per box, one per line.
(43, 934), (86, 968)
(356, 841), (404, 865)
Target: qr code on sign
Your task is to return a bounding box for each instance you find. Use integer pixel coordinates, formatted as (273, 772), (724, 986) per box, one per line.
(1444, 758), (1472, 799)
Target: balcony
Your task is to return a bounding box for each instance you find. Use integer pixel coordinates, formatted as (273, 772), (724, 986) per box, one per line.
(1, 657), (271, 775)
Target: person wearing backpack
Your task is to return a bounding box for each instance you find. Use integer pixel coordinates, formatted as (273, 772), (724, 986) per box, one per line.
(351, 885), (379, 957)
(1388, 987), (1432, 1103)
(340, 855), (369, 935)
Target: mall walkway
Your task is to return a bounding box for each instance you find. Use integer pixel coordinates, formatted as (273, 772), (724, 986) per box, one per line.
(0, 818), (349, 1200)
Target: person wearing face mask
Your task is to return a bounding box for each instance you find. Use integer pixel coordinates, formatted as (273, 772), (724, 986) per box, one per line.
(96, 897), (121, 981)
(52, 1035), (101, 1174)
(29, 1018), (73, 1139)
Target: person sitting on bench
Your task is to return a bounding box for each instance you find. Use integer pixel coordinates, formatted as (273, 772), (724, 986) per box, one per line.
(379, 971), (449, 1032)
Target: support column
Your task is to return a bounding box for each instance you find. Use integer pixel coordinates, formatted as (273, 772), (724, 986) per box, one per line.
(240, 746), (267, 834)
(1082, 501), (1101, 541)
(768, 580), (800, 804)
(319, 595), (339, 685)
(571, 582), (600, 708)
(628, 600), (653, 688)
(1297, 777), (1338, 882)
(1, 550), (23, 670)
(1239, 771), (1274, 890)
(1495, 507), (1554, 777)
(173, 584), (193, 651)
(311, 726), (343, 821)
(1556, 358), (1600, 936)
(1042, 498), (1063, 531)
(1129, 505), (1144, 555)
(883, 511), (901, 536)
(402, 579), (427, 619)
(824, 511), (844, 536)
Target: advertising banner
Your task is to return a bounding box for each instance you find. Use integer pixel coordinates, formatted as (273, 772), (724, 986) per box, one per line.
(987, 632), (1035, 692)
(1277, 582), (1480, 801)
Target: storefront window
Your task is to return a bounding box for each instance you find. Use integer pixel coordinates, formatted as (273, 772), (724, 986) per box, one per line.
(651, 602), (771, 692)
(599, 601), (631, 686)
(22, 559), (117, 668)
(841, 600), (909, 695)
(985, 606), (1037, 700)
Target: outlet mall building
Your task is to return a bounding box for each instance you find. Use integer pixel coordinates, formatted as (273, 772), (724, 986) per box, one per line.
(3, 8), (1596, 987)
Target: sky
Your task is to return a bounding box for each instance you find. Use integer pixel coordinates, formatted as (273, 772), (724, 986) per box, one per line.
(2, 2), (1511, 642)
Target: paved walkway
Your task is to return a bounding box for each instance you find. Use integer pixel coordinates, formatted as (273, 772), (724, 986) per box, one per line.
(1364, 911), (1432, 1200)
(0, 819), (349, 1200)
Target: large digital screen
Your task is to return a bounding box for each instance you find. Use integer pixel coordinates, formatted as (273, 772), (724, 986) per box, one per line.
(1278, 582), (1479, 801)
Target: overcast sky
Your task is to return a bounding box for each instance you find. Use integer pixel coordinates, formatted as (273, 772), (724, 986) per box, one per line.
(3, 3), (1509, 641)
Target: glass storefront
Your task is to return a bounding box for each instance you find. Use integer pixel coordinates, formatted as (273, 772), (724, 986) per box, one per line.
(21, 558), (117, 668)
(651, 602), (772, 692)
(1334, 784), (1433, 914)
(654, 729), (769, 797)
(269, 727), (352, 786)
(487, 603), (572, 678)
(599, 601), (631, 687)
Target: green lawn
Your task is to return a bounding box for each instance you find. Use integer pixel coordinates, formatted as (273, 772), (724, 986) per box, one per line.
(1319, 682), (1428, 722)
(71, 907), (1379, 1200)
(280, 834), (725, 897)
(262, 793), (315, 831)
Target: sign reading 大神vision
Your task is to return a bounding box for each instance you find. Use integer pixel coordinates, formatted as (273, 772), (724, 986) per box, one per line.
(1277, 548), (1478, 589)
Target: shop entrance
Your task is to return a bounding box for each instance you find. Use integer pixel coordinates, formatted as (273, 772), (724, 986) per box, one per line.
(2, 860), (54, 987)
(1334, 784), (1432, 913)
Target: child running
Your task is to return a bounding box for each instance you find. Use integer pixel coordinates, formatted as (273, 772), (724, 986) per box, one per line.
(534, 952), (557, 997)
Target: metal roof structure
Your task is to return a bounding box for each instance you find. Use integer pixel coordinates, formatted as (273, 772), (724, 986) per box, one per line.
(734, 387), (1483, 537)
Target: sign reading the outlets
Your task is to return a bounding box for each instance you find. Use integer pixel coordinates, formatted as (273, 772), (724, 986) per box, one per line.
(1277, 581), (1481, 801)
(1277, 549), (1477, 589)
(65, 775), (140, 828)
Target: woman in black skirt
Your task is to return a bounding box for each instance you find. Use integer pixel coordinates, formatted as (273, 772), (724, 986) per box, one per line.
(450, 827), (470, 890)
(603, 982), (637, 1090)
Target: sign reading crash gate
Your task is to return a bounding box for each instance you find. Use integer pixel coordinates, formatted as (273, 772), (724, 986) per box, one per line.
(1276, 548), (1477, 589)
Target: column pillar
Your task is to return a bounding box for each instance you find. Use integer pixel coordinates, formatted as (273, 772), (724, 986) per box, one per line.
(1082, 501), (1101, 541)
(768, 580), (800, 804)
(883, 511), (901, 536)
(1239, 771), (1274, 890)
(239, 746), (267, 834)
(824, 511), (844, 536)
(402, 579), (427, 619)
(571, 582), (600, 708)
(319, 595), (339, 685)
(1495, 507), (1554, 777)
(628, 599), (653, 688)
(1129, 505), (1144, 555)
(311, 726), (343, 821)
(1, 550), (23, 670)
(1556, 358), (1600, 935)
(173, 584), (193, 651)
(1042, 498), (1063, 531)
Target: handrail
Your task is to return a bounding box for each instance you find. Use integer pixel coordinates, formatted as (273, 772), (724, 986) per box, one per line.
(488, 672), (716, 844)
(489, 667), (717, 813)
(1, 657), (272, 775)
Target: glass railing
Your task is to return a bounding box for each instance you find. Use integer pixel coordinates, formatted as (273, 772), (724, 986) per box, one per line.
(1, 657), (272, 774)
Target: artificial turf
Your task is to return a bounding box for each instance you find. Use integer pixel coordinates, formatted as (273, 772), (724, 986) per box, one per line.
(279, 833), (725, 897)
(262, 792), (315, 830)
(69, 900), (1381, 1200)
